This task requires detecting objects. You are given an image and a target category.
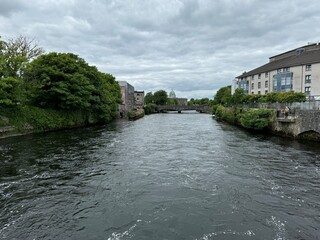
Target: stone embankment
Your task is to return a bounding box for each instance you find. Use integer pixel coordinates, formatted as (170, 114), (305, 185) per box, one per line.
(128, 109), (145, 120)
(273, 109), (320, 141)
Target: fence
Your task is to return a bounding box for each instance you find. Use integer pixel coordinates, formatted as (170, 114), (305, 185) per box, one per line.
(242, 100), (320, 111)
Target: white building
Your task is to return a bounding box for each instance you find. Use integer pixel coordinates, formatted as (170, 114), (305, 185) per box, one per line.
(233, 43), (320, 99)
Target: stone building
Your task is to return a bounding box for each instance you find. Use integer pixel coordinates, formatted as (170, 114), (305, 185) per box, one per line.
(118, 81), (135, 117)
(134, 91), (145, 108)
(233, 43), (320, 99)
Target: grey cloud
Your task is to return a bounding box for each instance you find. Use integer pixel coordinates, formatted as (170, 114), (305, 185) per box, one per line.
(1, 0), (320, 99)
(0, 0), (27, 17)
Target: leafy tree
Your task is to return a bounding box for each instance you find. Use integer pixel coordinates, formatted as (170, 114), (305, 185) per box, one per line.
(25, 52), (121, 121)
(230, 88), (245, 105)
(0, 37), (6, 77)
(1, 35), (44, 78)
(0, 77), (22, 106)
(213, 85), (231, 105)
(188, 98), (212, 105)
(167, 98), (178, 105)
(153, 90), (168, 105)
(144, 92), (154, 104)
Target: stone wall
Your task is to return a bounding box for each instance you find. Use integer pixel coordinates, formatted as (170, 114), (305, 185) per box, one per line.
(271, 110), (320, 140)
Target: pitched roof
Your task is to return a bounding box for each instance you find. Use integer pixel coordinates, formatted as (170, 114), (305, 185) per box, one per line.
(237, 46), (320, 78)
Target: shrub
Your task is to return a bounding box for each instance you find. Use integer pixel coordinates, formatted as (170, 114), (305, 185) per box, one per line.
(240, 108), (272, 130)
(144, 103), (157, 114)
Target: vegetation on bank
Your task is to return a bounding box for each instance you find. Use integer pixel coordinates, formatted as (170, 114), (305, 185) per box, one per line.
(215, 106), (274, 130)
(212, 85), (306, 131)
(127, 108), (145, 120)
(0, 36), (121, 137)
(212, 85), (306, 108)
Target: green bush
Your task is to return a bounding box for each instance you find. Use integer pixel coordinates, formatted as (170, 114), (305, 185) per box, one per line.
(240, 108), (272, 130)
(0, 105), (90, 132)
(215, 105), (237, 124)
(144, 103), (157, 115)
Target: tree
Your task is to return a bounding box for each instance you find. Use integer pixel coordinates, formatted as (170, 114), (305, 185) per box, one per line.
(153, 90), (168, 105)
(2, 35), (44, 78)
(213, 85), (231, 105)
(24, 52), (121, 121)
(230, 88), (245, 105)
(0, 77), (22, 106)
(144, 92), (154, 104)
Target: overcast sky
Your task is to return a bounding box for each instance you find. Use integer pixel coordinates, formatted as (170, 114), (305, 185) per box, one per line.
(1, 0), (320, 99)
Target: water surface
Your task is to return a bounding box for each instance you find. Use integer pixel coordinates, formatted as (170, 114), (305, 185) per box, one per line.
(1, 113), (320, 239)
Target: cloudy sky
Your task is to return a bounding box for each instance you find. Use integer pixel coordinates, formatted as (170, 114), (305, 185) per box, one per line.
(1, 0), (320, 99)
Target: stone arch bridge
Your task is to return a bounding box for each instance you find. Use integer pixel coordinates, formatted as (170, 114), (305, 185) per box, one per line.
(157, 105), (211, 113)
(275, 110), (320, 140)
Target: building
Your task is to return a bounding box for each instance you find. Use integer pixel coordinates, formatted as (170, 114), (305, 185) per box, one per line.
(233, 43), (320, 99)
(134, 91), (144, 108)
(168, 89), (188, 106)
(118, 81), (135, 117)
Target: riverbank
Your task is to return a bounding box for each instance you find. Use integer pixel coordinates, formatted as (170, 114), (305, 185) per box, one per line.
(127, 108), (145, 120)
(214, 105), (320, 141)
(0, 105), (114, 139)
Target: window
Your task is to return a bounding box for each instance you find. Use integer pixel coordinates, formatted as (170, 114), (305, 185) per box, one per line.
(273, 72), (293, 92)
(305, 87), (311, 94)
(265, 90), (268, 94)
(251, 83), (254, 89)
(258, 91), (261, 94)
(283, 67), (290, 72)
(258, 74), (261, 79)
(252, 75), (254, 80)
(265, 81), (268, 88)
(306, 64), (312, 71)
(265, 72), (268, 78)
(258, 82), (261, 89)
(251, 92), (254, 94)
(305, 75), (311, 83)
(277, 68), (282, 73)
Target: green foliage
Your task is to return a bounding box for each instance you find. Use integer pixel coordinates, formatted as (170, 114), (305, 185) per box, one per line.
(213, 85), (231, 105)
(214, 105), (237, 124)
(153, 90), (168, 105)
(240, 109), (272, 130)
(25, 52), (121, 122)
(0, 77), (23, 106)
(127, 109), (145, 120)
(1, 35), (44, 78)
(214, 105), (273, 130)
(0, 105), (89, 133)
(230, 88), (245, 105)
(188, 98), (212, 105)
(144, 103), (157, 114)
(167, 98), (178, 105)
(242, 91), (306, 104)
(144, 92), (154, 104)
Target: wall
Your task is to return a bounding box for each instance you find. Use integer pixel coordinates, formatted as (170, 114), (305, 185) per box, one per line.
(272, 110), (320, 140)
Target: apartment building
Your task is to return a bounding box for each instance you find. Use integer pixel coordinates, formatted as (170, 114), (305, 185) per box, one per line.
(233, 43), (320, 99)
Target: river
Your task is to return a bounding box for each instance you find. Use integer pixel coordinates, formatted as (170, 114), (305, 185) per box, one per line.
(0, 112), (319, 239)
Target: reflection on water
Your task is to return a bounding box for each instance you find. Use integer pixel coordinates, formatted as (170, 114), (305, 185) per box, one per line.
(1, 114), (320, 239)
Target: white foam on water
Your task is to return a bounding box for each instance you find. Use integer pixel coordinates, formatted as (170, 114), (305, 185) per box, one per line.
(266, 216), (287, 240)
(107, 220), (142, 240)
(195, 229), (256, 239)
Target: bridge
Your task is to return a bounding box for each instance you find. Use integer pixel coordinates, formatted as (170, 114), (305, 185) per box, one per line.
(157, 105), (211, 113)
(274, 109), (320, 140)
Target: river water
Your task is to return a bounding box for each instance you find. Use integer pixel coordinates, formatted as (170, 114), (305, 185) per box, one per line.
(0, 113), (319, 240)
